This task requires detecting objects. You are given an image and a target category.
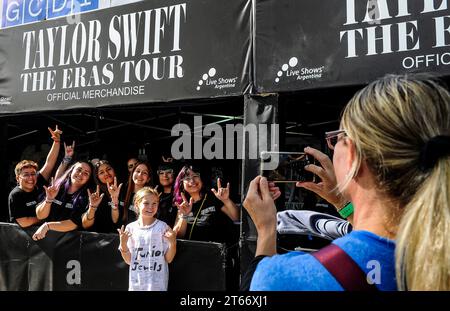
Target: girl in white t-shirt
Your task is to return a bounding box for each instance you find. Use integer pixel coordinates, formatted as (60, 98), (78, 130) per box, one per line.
(118, 187), (177, 291)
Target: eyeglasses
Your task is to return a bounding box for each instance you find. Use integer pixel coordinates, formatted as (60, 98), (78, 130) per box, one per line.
(183, 174), (201, 183)
(20, 173), (37, 178)
(128, 163), (137, 169)
(325, 130), (347, 150)
(158, 169), (174, 175)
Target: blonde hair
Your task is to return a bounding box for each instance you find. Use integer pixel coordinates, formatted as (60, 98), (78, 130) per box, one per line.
(133, 186), (160, 216)
(340, 74), (450, 290)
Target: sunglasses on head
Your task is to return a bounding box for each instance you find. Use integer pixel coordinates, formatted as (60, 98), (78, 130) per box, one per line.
(158, 169), (174, 175)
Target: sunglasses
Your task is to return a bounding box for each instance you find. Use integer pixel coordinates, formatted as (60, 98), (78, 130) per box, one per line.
(158, 169), (174, 175)
(325, 130), (347, 150)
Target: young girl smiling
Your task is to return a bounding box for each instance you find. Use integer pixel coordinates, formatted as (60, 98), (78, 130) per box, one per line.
(118, 187), (176, 291)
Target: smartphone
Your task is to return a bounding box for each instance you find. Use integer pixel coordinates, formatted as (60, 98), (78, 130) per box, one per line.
(260, 151), (316, 183)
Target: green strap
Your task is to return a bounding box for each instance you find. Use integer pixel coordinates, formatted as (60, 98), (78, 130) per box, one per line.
(339, 202), (354, 219)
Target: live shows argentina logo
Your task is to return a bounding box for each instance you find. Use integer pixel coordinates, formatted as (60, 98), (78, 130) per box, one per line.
(196, 67), (238, 91)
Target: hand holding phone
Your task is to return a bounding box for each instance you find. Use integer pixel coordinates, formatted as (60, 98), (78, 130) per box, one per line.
(260, 151), (316, 183)
(296, 147), (348, 209)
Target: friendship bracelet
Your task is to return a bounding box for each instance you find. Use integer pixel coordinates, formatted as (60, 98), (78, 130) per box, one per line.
(179, 213), (191, 220)
(109, 201), (119, 210)
(62, 156), (72, 163)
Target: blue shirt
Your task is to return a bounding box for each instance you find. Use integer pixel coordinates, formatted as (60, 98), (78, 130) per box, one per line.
(250, 230), (397, 291)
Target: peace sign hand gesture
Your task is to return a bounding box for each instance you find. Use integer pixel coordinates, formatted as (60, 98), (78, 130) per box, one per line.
(88, 185), (104, 209)
(43, 177), (60, 201)
(175, 192), (193, 216)
(48, 125), (62, 142)
(107, 177), (123, 201)
(211, 178), (231, 203)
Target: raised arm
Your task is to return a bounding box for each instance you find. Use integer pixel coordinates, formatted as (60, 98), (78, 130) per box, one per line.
(107, 177), (122, 224)
(164, 227), (177, 263)
(40, 126), (63, 181)
(174, 193), (193, 238)
(296, 147), (353, 224)
(117, 225), (132, 265)
(36, 178), (60, 220)
(82, 186), (104, 229)
(212, 178), (239, 222)
(55, 141), (75, 180)
(243, 176), (277, 257)
(173, 211), (187, 237)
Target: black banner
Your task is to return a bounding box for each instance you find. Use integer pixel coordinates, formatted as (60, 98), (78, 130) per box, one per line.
(254, 0), (450, 92)
(0, 223), (229, 290)
(240, 94), (278, 274)
(0, 0), (251, 114)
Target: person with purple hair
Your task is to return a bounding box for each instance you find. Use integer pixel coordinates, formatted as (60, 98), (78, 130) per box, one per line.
(172, 165), (239, 243)
(32, 161), (95, 240)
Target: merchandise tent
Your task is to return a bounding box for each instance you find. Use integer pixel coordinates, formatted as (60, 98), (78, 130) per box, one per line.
(0, 0), (449, 290)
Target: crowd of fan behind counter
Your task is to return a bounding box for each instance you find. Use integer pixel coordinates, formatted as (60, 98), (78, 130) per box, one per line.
(9, 149), (242, 246)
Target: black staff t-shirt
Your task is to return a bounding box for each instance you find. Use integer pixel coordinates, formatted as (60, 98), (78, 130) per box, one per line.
(184, 190), (234, 243)
(8, 173), (47, 222)
(46, 188), (88, 227)
(119, 190), (138, 226)
(88, 193), (122, 233)
(157, 192), (177, 228)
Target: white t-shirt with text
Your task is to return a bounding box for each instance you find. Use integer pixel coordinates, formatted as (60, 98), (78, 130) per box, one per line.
(126, 219), (170, 291)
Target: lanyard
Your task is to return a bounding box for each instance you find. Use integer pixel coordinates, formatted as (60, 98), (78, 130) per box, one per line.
(188, 193), (208, 240)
